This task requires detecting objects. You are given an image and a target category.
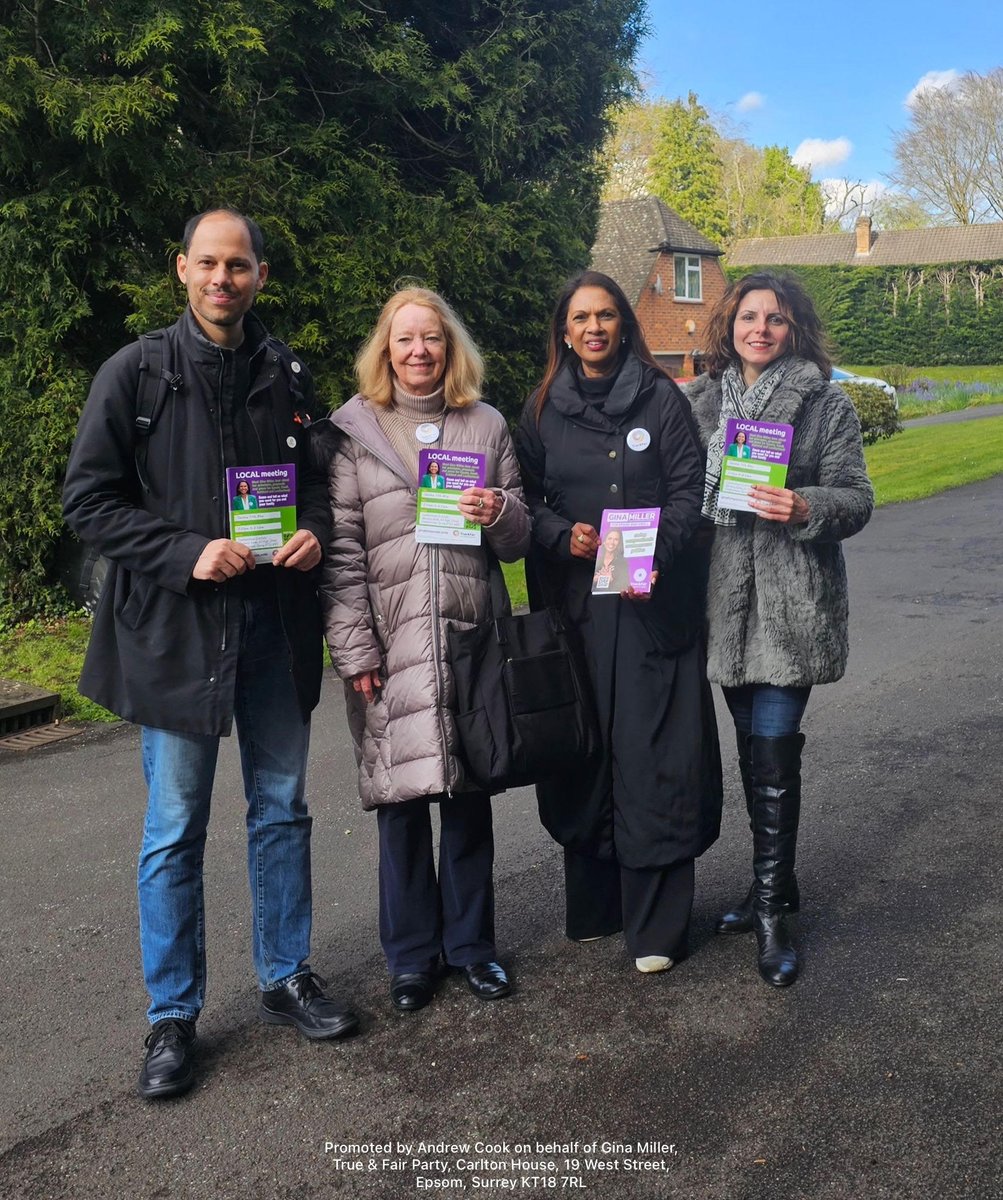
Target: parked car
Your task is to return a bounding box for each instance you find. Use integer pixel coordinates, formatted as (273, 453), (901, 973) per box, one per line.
(832, 367), (898, 409)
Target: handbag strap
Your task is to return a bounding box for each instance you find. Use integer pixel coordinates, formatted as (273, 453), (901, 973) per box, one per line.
(483, 545), (571, 652)
(484, 544), (514, 622)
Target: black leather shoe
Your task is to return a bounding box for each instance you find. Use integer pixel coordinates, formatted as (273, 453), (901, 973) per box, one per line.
(390, 972), (436, 1011)
(137, 1018), (196, 1099)
(463, 961), (511, 1000)
(260, 972), (359, 1040)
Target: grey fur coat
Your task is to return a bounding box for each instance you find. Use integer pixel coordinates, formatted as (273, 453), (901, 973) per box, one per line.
(684, 359), (874, 687)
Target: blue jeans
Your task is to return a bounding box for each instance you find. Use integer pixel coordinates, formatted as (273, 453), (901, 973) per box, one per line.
(722, 684), (812, 738)
(138, 595), (313, 1024)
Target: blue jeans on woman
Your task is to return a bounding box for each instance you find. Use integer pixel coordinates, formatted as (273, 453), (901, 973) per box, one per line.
(722, 683), (812, 738)
(137, 594), (313, 1024)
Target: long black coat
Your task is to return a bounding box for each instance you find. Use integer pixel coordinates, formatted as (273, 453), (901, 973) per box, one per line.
(62, 310), (329, 736)
(515, 354), (722, 869)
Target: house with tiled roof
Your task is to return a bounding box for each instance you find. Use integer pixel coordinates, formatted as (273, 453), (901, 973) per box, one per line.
(730, 216), (1003, 365)
(590, 196), (727, 377)
(730, 215), (1003, 268)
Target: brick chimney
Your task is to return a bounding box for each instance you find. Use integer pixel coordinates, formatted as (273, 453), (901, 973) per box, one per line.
(855, 215), (873, 255)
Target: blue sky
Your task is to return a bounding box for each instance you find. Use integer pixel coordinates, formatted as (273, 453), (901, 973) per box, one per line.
(640, 1), (1003, 198)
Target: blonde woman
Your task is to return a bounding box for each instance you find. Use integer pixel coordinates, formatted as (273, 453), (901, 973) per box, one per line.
(318, 288), (529, 1012)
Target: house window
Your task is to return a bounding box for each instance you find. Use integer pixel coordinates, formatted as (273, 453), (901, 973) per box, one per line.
(674, 255), (702, 301)
(654, 354), (685, 378)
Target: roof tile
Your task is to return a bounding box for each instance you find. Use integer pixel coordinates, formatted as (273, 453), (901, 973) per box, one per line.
(591, 197), (723, 304)
(729, 223), (1003, 267)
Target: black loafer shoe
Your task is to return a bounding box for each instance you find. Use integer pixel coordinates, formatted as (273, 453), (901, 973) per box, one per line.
(260, 972), (360, 1040)
(463, 961), (511, 1000)
(390, 972), (436, 1011)
(137, 1018), (197, 1099)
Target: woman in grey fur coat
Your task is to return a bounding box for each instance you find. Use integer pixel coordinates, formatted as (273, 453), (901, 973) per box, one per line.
(684, 273), (873, 987)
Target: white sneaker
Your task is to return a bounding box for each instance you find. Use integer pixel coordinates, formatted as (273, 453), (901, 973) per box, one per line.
(635, 955), (673, 974)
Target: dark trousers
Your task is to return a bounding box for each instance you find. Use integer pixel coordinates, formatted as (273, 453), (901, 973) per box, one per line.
(564, 848), (694, 961)
(377, 792), (496, 974)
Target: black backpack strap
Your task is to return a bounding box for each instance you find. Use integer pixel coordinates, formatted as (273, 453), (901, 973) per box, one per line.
(135, 329), (183, 491)
(267, 336), (314, 426)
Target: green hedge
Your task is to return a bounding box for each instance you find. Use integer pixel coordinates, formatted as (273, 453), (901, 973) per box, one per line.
(727, 262), (1003, 366)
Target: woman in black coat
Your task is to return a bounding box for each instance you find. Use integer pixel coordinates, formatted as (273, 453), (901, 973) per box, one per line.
(515, 271), (722, 974)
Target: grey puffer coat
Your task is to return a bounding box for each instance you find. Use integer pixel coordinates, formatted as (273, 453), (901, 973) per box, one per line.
(318, 395), (530, 808)
(684, 359), (874, 687)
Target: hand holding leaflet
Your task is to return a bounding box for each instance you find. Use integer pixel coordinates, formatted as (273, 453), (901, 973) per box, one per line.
(591, 508), (659, 596)
(226, 464), (298, 563)
(717, 419), (794, 514)
(415, 449), (487, 545)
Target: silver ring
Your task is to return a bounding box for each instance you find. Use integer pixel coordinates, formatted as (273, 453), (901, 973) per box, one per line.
(577, 533), (585, 543)
(477, 497), (484, 509)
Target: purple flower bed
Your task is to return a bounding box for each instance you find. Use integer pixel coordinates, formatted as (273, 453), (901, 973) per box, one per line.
(901, 379), (994, 404)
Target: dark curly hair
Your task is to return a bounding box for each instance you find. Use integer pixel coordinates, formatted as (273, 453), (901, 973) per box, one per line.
(703, 272), (831, 380)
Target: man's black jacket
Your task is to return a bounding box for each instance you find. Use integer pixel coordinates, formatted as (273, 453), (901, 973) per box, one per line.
(63, 309), (330, 735)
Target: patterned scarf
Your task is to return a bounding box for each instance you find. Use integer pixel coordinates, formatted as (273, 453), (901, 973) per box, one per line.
(701, 357), (792, 526)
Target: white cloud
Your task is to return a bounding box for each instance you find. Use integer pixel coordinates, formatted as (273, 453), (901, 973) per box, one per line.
(736, 92), (764, 113)
(792, 137), (853, 171)
(905, 69), (961, 108)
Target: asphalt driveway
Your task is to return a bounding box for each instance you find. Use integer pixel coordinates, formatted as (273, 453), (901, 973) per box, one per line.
(1, 475), (1000, 1200)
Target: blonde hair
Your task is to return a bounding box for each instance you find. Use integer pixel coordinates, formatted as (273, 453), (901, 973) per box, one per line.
(354, 287), (484, 408)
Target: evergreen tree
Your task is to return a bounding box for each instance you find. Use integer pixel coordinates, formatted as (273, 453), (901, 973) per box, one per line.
(0, 0), (644, 621)
(757, 145), (826, 235)
(616, 98), (825, 246)
(647, 93), (730, 243)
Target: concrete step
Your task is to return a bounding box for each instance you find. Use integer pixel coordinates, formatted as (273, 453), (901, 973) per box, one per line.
(0, 678), (61, 738)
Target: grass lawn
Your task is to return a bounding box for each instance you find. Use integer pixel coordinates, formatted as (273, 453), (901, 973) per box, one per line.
(0, 617), (114, 721)
(897, 392), (1001, 420)
(500, 559), (528, 610)
(842, 364), (1003, 386)
(862, 414), (1003, 505)
(3, 418), (999, 722)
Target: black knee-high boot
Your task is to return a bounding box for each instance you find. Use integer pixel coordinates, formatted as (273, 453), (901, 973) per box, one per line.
(716, 730), (799, 934)
(750, 733), (804, 986)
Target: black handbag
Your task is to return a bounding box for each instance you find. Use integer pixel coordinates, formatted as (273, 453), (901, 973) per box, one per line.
(448, 556), (599, 793)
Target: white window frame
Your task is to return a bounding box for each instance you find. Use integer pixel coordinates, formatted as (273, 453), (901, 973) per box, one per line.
(674, 254), (702, 302)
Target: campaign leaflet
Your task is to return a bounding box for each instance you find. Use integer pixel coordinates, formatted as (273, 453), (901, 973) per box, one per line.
(226, 463), (297, 563)
(415, 449), (487, 546)
(717, 418), (794, 513)
(591, 507), (659, 596)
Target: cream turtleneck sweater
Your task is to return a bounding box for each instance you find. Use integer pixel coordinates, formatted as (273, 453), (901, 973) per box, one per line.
(375, 383), (446, 476)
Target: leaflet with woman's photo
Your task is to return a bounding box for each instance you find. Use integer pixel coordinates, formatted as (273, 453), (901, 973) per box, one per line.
(718, 418), (794, 512)
(592, 508), (659, 595)
(226, 464), (297, 563)
(415, 449), (486, 546)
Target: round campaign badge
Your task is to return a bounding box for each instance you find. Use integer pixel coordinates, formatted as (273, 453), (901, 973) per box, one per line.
(415, 423), (440, 444)
(627, 427), (651, 452)
(286, 436), (297, 448)
(290, 361), (302, 374)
